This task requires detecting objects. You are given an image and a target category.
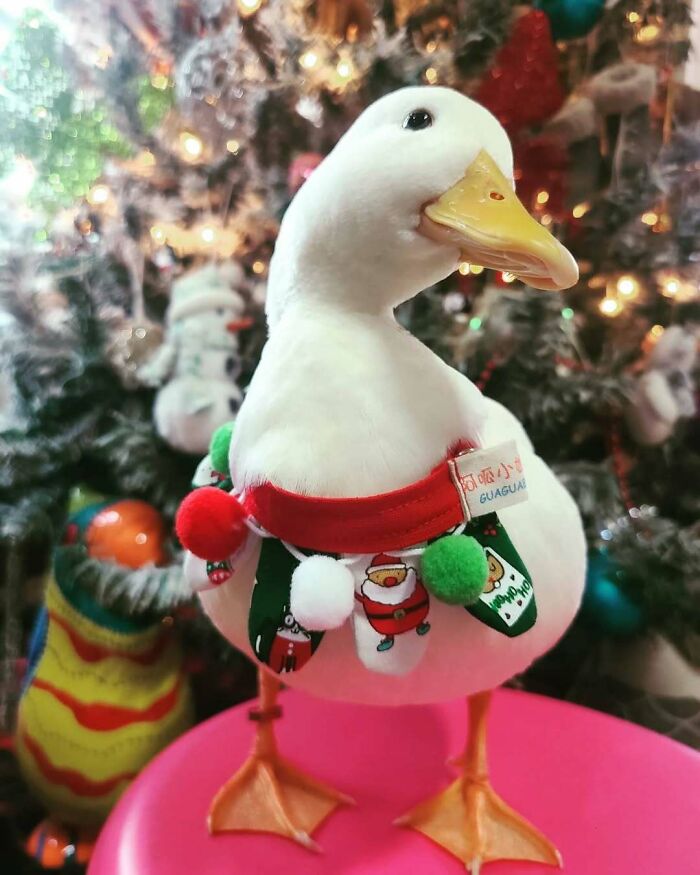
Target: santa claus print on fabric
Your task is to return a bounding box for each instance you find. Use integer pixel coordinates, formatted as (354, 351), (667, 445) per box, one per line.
(353, 553), (431, 676)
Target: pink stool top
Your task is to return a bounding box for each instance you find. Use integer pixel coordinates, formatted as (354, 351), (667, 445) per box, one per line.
(90, 687), (700, 874)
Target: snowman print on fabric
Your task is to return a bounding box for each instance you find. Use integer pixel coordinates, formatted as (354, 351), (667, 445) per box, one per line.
(352, 553), (431, 676)
(268, 608), (314, 674)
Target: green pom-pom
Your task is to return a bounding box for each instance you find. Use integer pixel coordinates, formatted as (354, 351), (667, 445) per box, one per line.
(209, 422), (235, 475)
(421, 536), (488, 605)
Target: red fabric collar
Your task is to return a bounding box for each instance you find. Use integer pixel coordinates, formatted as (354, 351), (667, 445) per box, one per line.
(244, 447), (471, 554)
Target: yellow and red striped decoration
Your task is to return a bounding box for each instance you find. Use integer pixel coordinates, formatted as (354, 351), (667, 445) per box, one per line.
(16, 577), (193, 825)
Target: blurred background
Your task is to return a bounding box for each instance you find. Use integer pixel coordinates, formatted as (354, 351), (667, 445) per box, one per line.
(0, 0), (698, 870)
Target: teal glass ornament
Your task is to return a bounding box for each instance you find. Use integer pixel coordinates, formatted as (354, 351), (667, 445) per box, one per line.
(582, 549), (645, 636)
(535, 0), (604, 40)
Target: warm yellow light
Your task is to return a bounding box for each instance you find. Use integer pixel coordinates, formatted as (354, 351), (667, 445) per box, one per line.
(336, 60), (354, 80)
(650, 324), (665, 338)
(599, 297), (622, 317)
(469, 264), (484, 275)
(95, 45), (112, 69)
(151, 73), (170, 91)
(237, 0), (262, 14)
(616, 274), (640, 299)
(87, 183), (110, 206)
(540, 213), (553, 227)
(425, 40), (437, 53)
(299, 50), (319, 70)
(641, 211), (659, 226)
(458, 262), (470, 275)
(536, 190), (550, 205)
(252, 260), (266, 275)
(502, 272), (516, 283)
(627, 11), (641, 23)
(425, 66), (438, 84)
(572, 202), (590, 219)
(662, 276), (680, 297)
(635, 23), (661, 43)
(200, 225), (217, 244)
(179, 131), (203, 160)
(226, 139), (240, 154)
(150, 225), (166, 244)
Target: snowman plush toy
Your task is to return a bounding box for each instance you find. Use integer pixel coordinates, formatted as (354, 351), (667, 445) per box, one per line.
(142, 263), (248, 454)
(176, 87), (585, 872)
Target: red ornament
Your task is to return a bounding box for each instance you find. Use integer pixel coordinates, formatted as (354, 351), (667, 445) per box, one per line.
(514, 136), (569, 221)
(288, 152), (324, 194)
(175, 487), (248, 562)
(86, 500), (168, 569)
(476, 9), (564, 135)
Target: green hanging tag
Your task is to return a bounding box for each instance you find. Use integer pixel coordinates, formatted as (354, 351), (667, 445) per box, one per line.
(464, 512), (537, 637)
(248, 539), (324, 674)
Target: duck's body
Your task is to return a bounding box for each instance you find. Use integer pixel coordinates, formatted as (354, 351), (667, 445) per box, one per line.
(179, 86), (584, 868)
(202, 307), (585, 705)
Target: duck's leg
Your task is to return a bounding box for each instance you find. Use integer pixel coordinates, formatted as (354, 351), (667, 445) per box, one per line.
(396, 690), (561, 873)
(208, 667), (352, 848)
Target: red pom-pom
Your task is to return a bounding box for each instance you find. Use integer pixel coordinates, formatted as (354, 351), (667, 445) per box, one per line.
(175, 487), (248, 562)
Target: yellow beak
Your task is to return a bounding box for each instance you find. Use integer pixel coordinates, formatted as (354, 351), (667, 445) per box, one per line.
(420, 150), (578, 291)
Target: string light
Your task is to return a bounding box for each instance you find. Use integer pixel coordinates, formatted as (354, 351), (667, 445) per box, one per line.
(635, 22), (661, 44)
(650, 324), (665, 338)
(150, 73), (170, 91)
(237, 0), (262, 15)
(540, 213), (553, 227)
(425, 67), (438, 84)
(200, 225), (217, 244)
(641, 211), (658, 226)
(616, 274), (640, 299)
(458, 262), (471, 275)
(252, 260), (266, 275)
(336, 59), (354, 81)
(661, 276), (680, 297)
(561, 307), (575, 320)
(469, 317), (482, 331)
(469, 264), (484, 275)
(179, 131), (203, 161)
(536, 190), (550, 205)
(572, 202), (590, 219)
(501, 272), (516, 283)
(599, 297), (622, 317)
(226, 139), (240, 154)
(425, 40), (438, 53)
(299, 50), (319, 70)
(86, 183), (110, 206)
(627, 11), (640, 23)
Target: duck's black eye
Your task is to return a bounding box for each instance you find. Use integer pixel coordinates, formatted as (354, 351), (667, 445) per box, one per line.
(403, 109), (433, 131)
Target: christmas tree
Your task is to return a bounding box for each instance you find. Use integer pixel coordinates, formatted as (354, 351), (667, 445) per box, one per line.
(0, 0), (699, 863)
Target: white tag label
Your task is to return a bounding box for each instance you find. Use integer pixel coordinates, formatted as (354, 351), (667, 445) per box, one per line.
(448, 440), (529, 520)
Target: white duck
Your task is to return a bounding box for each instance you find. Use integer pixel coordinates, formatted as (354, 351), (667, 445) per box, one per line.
(177, 86), (585, 872)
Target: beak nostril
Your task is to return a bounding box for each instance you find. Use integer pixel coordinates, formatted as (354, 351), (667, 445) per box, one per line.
(489, 191), (505, 201)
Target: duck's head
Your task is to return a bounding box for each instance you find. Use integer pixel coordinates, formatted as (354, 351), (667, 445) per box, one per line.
(268, 86), (578, 324)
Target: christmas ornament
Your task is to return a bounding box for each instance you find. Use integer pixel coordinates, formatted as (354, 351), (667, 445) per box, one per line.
(534, 0), (604, 41)
(475, 9), (564, 135)
(175, 26), (264, 136)
(16, 505), (193, 865)
(626, 324), (697, 446)
(140, 263), (248, 454)
(287, 152), (324, 194)
(582, 549), (645, 636)
(174, 87), (584, 871)
(83, 499), (169, 569)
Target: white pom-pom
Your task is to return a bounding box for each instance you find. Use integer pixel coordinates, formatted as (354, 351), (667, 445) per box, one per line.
(290, 555), (355, 631)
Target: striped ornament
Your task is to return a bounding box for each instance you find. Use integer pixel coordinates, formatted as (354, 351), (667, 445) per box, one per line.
(16, 577), (193, 825)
